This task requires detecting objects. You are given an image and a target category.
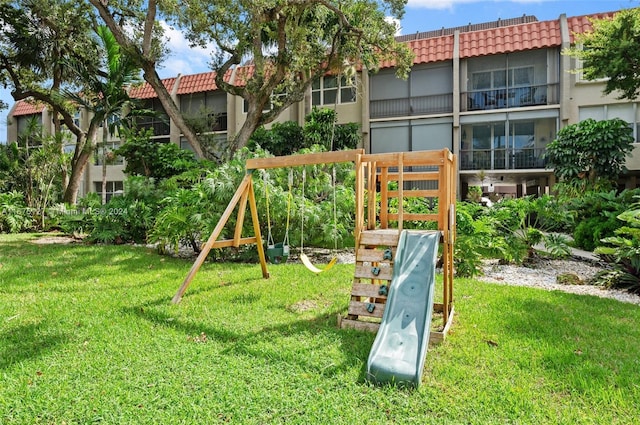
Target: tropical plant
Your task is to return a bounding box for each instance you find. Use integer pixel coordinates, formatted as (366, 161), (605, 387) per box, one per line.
(545, 118), (634, 190)
(488, 196), (571, 264)
(62, 25), (147, 204)
(454, 202), (505, 277)
(594, 198), (640, 294)
(150, 187), (208, 254)
(1, 118), (71, 228)
(117, 129), (199, 179)
(0, 191), (32, 233)
(47, 193), (101, 236)
(567, 189), (640, 251)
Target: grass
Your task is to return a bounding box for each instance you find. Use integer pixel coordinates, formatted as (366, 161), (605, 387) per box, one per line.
(1, 233), (639, 424)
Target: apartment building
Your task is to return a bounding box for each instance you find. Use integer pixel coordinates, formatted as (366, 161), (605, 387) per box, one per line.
(7, 9), (640, 200)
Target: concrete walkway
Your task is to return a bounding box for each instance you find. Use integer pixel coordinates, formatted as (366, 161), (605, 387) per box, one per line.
(534, 237), (600, 263)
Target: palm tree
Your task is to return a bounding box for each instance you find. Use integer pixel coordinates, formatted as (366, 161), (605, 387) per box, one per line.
(63, 25), (144, 204)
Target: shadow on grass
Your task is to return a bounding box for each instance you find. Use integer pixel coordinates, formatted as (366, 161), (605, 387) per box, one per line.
(0, 240), (260, 296)
(122, 297), (376, 383)
(0, 322), (67, 369)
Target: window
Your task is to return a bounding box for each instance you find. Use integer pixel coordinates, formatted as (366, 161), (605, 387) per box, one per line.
(136, 99), (170, 136)
(312, 76), (356, 106)
(94, 181), (124, 202)
(460, 118), (554, 170)
(95, 141), (124, 166)
(580, 104), (639, 142)
(242, 93), (286, 114)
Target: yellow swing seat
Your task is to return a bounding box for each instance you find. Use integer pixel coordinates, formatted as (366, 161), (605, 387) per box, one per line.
(300, 253), (338, 274)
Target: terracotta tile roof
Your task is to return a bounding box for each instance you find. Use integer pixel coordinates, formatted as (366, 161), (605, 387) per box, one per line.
(176, 71), (216, 94)
(566, 11), (617, 43)
(459, 19), (561, 58)
(380, 35), (454, 68)
(378, 10), (622, 69)
(11, 100), (46, 116)
(232, 64), (255, 87)
(176, 69), (234, 95)
(128, 77), (176, 99)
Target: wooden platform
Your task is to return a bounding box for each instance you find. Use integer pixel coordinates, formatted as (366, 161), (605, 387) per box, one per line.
(338, 229), (452, 344)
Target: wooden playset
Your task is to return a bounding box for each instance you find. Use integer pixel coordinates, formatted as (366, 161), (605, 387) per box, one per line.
(172, 148), (456, 342)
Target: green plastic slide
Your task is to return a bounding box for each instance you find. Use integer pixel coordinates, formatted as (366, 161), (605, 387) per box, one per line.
(366, 230), (440, 387)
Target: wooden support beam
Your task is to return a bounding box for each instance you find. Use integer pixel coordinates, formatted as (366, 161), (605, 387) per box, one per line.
(233, 187), (249, 247)
(354, 154), (365, 245)
(172, 174), (253, 304)
(247, 177), (270, 279)
(212, 237), (258, 248)
(245, 149), (364, 170)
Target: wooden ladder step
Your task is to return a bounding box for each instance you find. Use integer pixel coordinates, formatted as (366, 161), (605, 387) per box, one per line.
(359, 229), (400, 246)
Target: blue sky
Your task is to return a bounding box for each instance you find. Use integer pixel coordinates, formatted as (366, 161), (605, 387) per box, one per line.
(1, 0), (634, 141)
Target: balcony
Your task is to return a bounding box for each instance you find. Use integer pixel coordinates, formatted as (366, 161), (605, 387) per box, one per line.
(461, 83), (559, 112)
(136, 116), (170, 136)
(370, 93), (453, 119)
(459, 147), (548, 171)
(209, 113), (227, 132)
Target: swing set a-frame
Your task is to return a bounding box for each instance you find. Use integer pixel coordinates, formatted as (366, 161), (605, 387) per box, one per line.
(171, 148), (456, 342)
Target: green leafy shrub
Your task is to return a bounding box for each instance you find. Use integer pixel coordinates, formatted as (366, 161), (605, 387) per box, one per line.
(567, 189), (640, 250)
(454, 203), (506, 277)
(486, 196), (571, 264)
(545, 118), (634, 189)
(248, 121), (305, 156)
(86, 177), (161, 244)
(0, 191), (32, 233)
(594, 202), (640, 293)
(150, 187), (208, 253)
(573, 214), (621, 252)
(117, 129), (199, 179)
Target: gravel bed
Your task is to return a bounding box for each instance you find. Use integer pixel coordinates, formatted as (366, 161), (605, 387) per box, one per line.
(479, 258), (640, 305)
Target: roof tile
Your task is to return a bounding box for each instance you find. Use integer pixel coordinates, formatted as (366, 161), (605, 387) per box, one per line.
(128, 77), (176, 99)
(12, 100), (46, 116)
(175, 69), (234, 95)
(459, 20), (562, 58)
(567, 11), (616, 42)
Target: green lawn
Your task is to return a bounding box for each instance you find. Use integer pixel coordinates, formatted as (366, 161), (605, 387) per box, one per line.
(1, 233), (639, 424)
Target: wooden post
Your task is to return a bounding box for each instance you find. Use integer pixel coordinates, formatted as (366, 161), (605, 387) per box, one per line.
(233, 187), (250, 247)
(367, 161), (377, 230)
(355, 153), (364, 245)
(380, 167), (388, 229)
(397, 154), (404, 230)
(247, 177), (269, 279)
(172, 174), (253, 304)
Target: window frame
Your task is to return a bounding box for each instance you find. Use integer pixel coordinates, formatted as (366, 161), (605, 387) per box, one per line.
(312, 75), (357, 106)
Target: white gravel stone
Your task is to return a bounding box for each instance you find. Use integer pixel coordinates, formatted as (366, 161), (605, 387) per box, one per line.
(479, 258), (640, 305)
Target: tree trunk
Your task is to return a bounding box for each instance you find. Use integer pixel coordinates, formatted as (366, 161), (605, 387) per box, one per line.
(140, 64), (205, 158)
(232, 100), (270, 155)
(63, 132), (94, 205)
(101, 124), (108, 205)
(63, 150), (92, 204)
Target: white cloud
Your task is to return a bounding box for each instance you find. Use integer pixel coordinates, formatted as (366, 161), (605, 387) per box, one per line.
(157, 21), (216, 78)
(385, 16), (403, 36)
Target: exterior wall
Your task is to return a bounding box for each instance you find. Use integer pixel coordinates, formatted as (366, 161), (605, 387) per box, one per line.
(565, 54), (640, 180)
(8, 10), (640, 199)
